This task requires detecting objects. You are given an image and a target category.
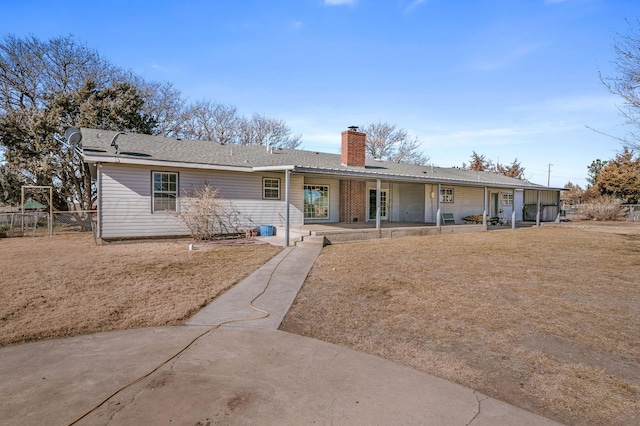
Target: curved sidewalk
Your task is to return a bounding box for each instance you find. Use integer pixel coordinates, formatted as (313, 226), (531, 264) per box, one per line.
(0, 245), (563, 425)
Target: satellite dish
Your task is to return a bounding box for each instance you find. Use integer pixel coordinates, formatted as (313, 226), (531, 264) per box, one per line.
(64, 127), (82, 146)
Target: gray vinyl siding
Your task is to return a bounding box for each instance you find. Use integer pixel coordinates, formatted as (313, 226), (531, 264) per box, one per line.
(438, 186), (485, 223)
(98, 164), (303, 239)
(99, 164), (184, 238)
(395, 183), (425, 222)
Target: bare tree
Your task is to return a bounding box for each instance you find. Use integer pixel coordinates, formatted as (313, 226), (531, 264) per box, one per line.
(236, 113), (302, 148)
(0, 35), (183, 210)
(361, 121), (429, 165)
(140, 81), (187, 138)
(601, 19), (640, 149)
(181, 100), (238, 143)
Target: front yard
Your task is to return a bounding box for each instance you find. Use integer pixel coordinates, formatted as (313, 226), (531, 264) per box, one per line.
(2, 224), (638, 424)
(0, 233), (280, 346)
(281, 224), (640, 425)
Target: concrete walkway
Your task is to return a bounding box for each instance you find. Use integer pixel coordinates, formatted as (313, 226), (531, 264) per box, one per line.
(187, 244), (322, 330)
(0, 244), (564, 425)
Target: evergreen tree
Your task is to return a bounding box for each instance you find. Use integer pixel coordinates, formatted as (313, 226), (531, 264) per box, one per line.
(595, 147), (640, 203)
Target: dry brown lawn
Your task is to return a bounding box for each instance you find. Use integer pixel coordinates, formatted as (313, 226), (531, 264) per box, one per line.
(2, 225), (639, 424)
(0, 233), (280, 346)
(280, 224), (640, 425)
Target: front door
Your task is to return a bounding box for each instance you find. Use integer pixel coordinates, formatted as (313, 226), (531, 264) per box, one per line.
(368, 189), (388, 220)
(491, 193), (499, 216)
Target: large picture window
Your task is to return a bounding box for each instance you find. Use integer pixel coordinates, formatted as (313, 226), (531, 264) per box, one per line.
(152, 172), (178, 212)
(440, 188), (454, 203)
(263, 178), (280, 200)
(304, 185), (329, 219)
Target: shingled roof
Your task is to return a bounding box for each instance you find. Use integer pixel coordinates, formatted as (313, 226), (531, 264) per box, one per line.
(80, 128), (557, 190)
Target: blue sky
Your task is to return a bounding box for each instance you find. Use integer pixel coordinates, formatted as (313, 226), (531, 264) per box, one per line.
(2, 0), (638, 187)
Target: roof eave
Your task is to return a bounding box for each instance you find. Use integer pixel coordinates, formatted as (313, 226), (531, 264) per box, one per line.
(82, 154), (254, 173)
(292, 166), (559, 190)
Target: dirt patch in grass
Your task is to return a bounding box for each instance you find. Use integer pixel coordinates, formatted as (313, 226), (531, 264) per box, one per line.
(280, 225), (640, 425)
(0, 233), (280, 346)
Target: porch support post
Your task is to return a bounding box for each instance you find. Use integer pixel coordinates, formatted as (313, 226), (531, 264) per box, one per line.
(511, 188), (516, 230)
(97, 164), (102, 240)
(20, 185), (25, 234)
(536, 190), (541, 227)
(556, 191), (561, 223)
(483, 187), (488, 226)
(285, 169), (290, 247)
(376, 179), (381, 231)
(436, 183), (442, 227)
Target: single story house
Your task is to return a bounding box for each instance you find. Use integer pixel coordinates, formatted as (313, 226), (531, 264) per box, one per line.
(80, 127), (563, 244)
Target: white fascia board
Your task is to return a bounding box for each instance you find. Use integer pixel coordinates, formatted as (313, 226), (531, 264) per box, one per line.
(293, 167), (559, 191)
(83, 155), (253, 172)
(252, 165), (296, 171)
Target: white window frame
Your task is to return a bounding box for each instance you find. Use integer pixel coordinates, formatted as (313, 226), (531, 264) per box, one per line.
(304, 185), (330, 219)
(152, 171), (179, 213)
(502, 193), (513, 206)
(263, 178), (281, 200)
(440, 188), (454, 203)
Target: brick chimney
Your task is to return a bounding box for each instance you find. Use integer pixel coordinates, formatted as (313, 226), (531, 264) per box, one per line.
(341, 126), (366, 167)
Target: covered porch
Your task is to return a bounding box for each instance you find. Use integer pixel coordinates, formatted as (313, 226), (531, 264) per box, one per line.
(279, 170), (562, 247)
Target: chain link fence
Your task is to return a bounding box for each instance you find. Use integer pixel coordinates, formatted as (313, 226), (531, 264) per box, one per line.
(621, 204), (640, 221)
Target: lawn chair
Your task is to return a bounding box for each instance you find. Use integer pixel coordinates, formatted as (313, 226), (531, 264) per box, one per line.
(442, 213), (455, 225)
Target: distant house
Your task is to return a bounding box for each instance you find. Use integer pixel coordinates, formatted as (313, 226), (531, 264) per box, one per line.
(80, 127), (562, 243)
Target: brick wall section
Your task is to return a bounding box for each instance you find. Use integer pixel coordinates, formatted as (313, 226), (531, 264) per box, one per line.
(339, 180), (367, 223)
(341, 130), (366, 167)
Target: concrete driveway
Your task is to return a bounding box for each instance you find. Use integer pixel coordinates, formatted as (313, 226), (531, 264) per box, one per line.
(0, 326), (562, 425)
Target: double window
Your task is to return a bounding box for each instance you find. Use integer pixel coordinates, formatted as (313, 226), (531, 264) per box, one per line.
(263, 178), (280, 200)
(440, 188), (454, 203)
(502, 193), (513, 206)
(152, 172), (178, 212)
(304, 185), (329, 219)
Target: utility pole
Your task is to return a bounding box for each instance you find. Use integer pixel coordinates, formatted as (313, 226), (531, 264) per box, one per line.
(547, 163), (553, 187)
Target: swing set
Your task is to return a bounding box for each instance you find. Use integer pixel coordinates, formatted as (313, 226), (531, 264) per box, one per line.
(8, 185), (53, 237)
